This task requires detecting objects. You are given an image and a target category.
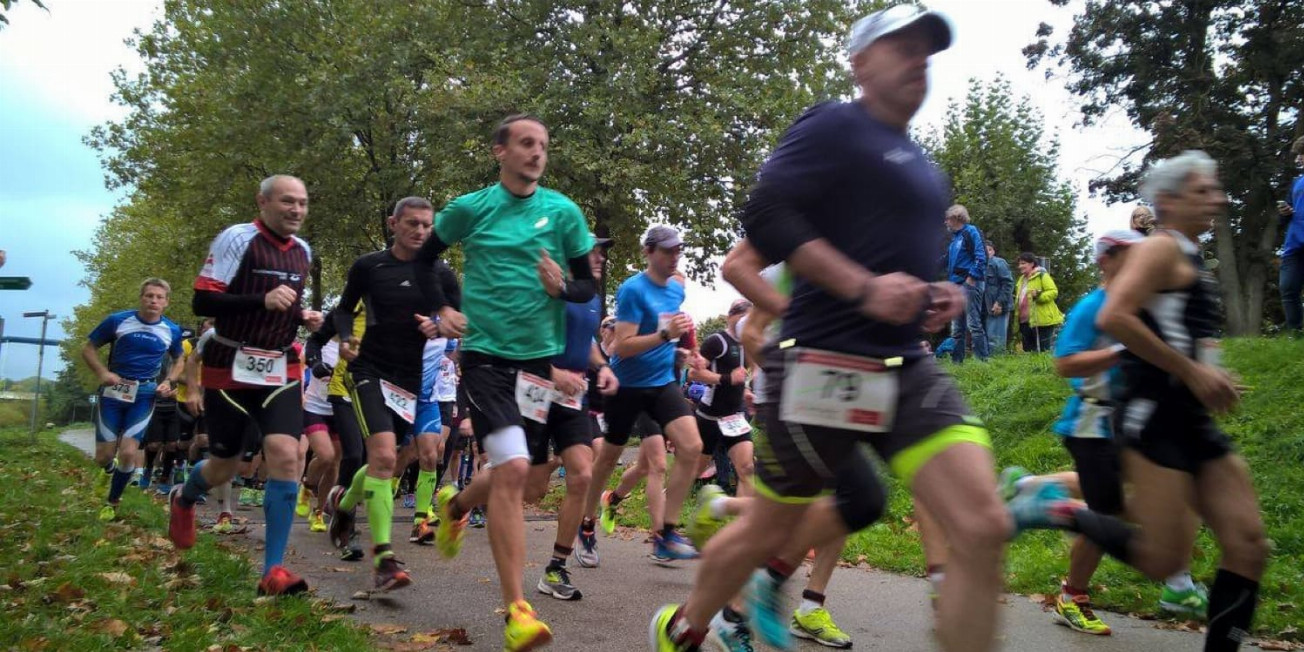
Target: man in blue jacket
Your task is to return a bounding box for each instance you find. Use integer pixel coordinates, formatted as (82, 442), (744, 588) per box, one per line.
(1279, 136), (1304, 332)
(945, 204), (988, 362)
(983, 242), (1013, 354)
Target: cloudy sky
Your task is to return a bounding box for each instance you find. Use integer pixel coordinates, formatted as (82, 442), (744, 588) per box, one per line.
(0, 0), (1147, 380)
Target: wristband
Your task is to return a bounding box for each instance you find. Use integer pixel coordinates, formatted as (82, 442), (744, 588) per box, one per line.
(659, 329), (671, 342)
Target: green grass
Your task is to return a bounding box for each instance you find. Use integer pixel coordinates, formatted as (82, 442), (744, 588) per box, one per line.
(0, 427), (371, 651)
(589, 337), (1304, 638)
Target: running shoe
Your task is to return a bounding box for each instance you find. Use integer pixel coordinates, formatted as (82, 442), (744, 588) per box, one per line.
(167, 485), (197, 550)
(238, 487), (255, 508)
(744, 569), (791, 649)
(409, 520), (435, 545)
(708, 610), (755, 652)
(257, 565), (309, 597)
(997, 465), (1032, 502)
(537, 564), (582, 601)
(373, 554), (412, 592)
(469, 507), (486, 528)
(686, 484), (726, 549)
(402, 493), (416, 509)
(790, 607), (853, 649)
(154, 483), (173, 496)
(575, 525), (599, 568)
(434, 485), (468, 559)
(137, 472), (151, 490)
(504, 600), (552, 651)
(652, 530), (699, 561)
(295, 486), (312, 517)
(213, 511), (236, 534)
(252, 489), (264, 507)
(94, 467), (112, 493)
(1054, 593), (1112, 635)
(1007, 478), (1074, 534)
(324, 485), (343, 517)
(649, 604), (694, 652)
(327, 486), (355, 550)
(98, 504), (116, 522)
(308, 510), (327, 533)
(341, 530), (364, 562)
(130, 468), (144, 488)
(598, 490), (618, 535)
(1159, 583), (1209, 619)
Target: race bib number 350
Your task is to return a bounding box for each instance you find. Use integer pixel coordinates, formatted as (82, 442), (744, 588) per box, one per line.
(231, 347), (288, 386)
(380, 380), (416, 424)
(102, 380), (139, 404)
(779, 348), (899, 433)
(516, 372), (554, 424)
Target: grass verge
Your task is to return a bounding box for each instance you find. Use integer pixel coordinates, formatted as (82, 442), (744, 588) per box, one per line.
(0, 426), (371, 651)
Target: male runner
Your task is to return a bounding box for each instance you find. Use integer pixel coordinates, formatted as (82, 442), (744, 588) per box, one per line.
(308, 304), (369, 560)
(168, 175), (324, 598)
(406, 336), (450, 544)
(688, 299), (755, 496)
(327, 196), (460, 592)
(300, 336), (338, 532)
(588, 224), (703, 564)
(415, 113), (596, 651)
(651, 8), (1020, 651)
(83, 278), (185, 521)
(1010, 151), (1268, 651)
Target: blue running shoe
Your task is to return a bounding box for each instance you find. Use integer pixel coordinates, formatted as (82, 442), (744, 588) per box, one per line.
(745, 569), (792, 649)
(1008, 478), (1073, 535)
(652, 530), (699, 561)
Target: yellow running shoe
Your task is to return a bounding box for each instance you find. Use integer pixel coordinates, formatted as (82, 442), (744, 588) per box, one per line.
(295, 486), (312, 518)
(598, 490), (618, 535)
(213, 511), (236, 534)
(98, 504), (116, 522)
(434, 485), (468, 559)
(504, 600), (552, 651)
(95, 468), (112, 494)
(1054, 593), (1111, 635)
(790, 607), (853, 649)
(309, 510), (327, 532)
(685, 484), (726, 549)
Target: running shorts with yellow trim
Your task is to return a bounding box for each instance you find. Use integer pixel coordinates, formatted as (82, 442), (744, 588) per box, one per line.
(754, 347), (986, 499)
(347, 370), (415, 446)
(204, 382), (303, 459)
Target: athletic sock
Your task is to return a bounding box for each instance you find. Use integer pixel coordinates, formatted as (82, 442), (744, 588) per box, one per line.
(108, 466), (135, 504)
(1206, 569), (1258, 651)
(798, 589), (826, 615)
(1070, 508), (1134, 564)
(364, 476), (394, 547)
(339, 465), (369, 511)
(433, 462), (447, 491)
(551, 543), (572, 566)
(262, 479), (297, 573)
(661, 523), (678, 538)
(1165, 570), (1196, 593)
(413, 469), (438, 525)
(179, 460), (211, 507)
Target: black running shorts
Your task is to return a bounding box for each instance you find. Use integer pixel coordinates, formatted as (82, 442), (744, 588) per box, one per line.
(696, 413), (753, 457)
(205, 382), (302, 459)
(529, 402), (594, 465)
(1062, 436), (1124, 515)
(1116, 397), (1233, 474)
(144, 407), (181, 446)
(347, 371), (414, 446)
(603, 382), (694, 446)
(459, 351), (550, 448)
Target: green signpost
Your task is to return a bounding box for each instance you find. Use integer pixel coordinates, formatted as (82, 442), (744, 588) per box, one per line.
(0, 277), (33, 291)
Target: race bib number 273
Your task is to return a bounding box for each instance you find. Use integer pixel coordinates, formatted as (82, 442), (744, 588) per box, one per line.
(779, 348), (899, 433)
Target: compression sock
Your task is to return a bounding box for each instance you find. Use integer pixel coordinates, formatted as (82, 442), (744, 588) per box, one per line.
(262, 479), (297, 572)
(108, 465), (135, 504)
(364, 476), (394, 547)
(1071, 508), (1135, 564)
(179, 460), (211, 507)
(143, 449), (158, 482)
(414, 469), (438, 524)
(1206, 569), (1258, 651)
(339, 465), (369, 511)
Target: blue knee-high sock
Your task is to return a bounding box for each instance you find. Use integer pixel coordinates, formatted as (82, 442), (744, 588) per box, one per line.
(263, 479), (298, 574)
(108, 466), (135, 504)
(179, 459), (211, 507)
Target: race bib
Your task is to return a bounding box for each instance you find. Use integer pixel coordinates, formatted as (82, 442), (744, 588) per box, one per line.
(231, 347), (288, 386)
(657, 313), (681, 344)
(552, 380), (586, 411)
(779, 348), (899, 433)
(719, 413), (751, 437)
(515, 372), (554, 424)
(380, 380), (416, 424)
(595, 413), (608, 434)
(102, 380), (139, 404)
(1196, 338), (1222, 369)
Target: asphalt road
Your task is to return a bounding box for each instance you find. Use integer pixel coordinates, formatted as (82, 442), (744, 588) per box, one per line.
(62, 429), (1203, 651)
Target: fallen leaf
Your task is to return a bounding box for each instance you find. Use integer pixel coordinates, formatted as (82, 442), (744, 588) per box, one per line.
(98, 572), (135, 586)
(330, 567), (354, 573)
(91, 618), (130, 637)
(351, 590), (371, 600)
(370, 623), (408, 636)
(48, 582), (84, 603)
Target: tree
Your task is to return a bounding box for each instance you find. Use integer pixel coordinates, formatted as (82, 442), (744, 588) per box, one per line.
(47, 353), (93, 425)
(0, 0), (47, 29)
(922, 76), (1094, 306)
(1024, 0), (1304, 335)
(696, 314), (729, 343)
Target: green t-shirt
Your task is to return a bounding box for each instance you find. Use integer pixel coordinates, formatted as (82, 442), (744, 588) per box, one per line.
(436, 183), (594, 360)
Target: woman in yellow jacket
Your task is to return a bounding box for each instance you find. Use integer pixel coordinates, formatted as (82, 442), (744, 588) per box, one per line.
(1014, 252), (1065, 352)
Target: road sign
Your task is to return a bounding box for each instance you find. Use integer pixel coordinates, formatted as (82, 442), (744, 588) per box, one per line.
(0, 276), (32, 290)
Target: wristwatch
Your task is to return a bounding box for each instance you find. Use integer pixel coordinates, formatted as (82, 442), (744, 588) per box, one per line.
(659, 329), (671, 342)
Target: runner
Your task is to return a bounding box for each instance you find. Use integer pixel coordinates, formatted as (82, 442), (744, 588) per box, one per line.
(1009, 151), (1268, 651)
(140, 344), (184, 492)
(82, 278), (186, 521)
(181, 322), (241, 533)
(430, 338), (460, 491)
(406, 335), (455, 545)
(175, 318), (213, 487)
(414, 114), (596, 651)
(651, 8), (1022, 651)
(327, 196), (460, 593)
(300, 336), (339, 533)
(310, 303), (368, 560)
(688, 299), (755, 497)
(167, 174), (324, 599)
(587, 224), (704, 566)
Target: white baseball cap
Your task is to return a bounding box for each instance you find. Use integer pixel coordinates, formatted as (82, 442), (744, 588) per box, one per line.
(1094, 229), (1146, 259)
(847, 5), (953, 57)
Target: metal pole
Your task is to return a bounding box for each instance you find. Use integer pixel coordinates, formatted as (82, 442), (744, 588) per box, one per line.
(29, 315), (49, 441)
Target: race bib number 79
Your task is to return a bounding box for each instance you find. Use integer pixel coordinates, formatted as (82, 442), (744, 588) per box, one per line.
(231, 347), (288, 386)
(779, 348), (899, 433)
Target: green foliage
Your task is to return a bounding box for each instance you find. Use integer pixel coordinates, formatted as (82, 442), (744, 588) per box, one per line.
(695, 314), (728, 342)
(922, 76), (1094, 306)
(46, 352), (95, 425)
(0, 0), (47, 29)
(1024, 0), (1304, 334)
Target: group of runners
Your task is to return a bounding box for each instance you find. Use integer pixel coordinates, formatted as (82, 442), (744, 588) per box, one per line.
(80, 4), (1271, 651)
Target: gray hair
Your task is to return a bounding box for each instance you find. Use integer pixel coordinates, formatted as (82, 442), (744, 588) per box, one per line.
(945, 204), (970, 223)
(392, 196), (434, 218)
(1139, 151), (1217, 206)
(259, 174), (303, 198)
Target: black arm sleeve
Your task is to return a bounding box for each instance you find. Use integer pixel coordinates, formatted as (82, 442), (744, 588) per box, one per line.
(192, 290), (265, 317)
(414, 233), (452, 310)
(333, 260), (367, 341)
(436, 261), (462, 311)
(738, 180), (823, 264)
(699, 333), (726, 360)
(558, 255), (596, 303)
(310, 309), (339, 345)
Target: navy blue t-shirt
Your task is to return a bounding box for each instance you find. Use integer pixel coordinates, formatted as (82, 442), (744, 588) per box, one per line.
(748, 101), (950, 359)
(553, 296), (602, 372)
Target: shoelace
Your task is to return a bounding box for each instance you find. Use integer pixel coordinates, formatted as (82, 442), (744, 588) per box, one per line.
(551, 566), (572, 585)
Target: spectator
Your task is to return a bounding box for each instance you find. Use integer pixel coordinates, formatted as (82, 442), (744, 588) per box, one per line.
(1279, 136), (1304, 332)
(983, 242), (1013, 353)
(1014, 251), (1064, 352)
(1130, 205), (1156, 236)
(944, 204), (989, 362)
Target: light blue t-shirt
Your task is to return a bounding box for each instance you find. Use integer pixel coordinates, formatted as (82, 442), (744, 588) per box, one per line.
(1052, 289), (1118, 438)
(610, 273), (685, 388)
(88, 310), (184, 381)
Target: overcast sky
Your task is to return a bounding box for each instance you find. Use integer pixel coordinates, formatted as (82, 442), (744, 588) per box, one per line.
(0, 0), (1147, 380)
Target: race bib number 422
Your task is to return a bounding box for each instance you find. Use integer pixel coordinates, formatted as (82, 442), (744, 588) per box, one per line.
(231, 347), (288, 386)
(779, 348), (899, 433)
(380, 380), (416, 424)
(516, 372), (554, 424)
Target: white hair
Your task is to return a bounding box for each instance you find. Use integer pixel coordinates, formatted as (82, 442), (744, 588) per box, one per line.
(1139, 150), (1217, 206)
(259, 174), (303, 198)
